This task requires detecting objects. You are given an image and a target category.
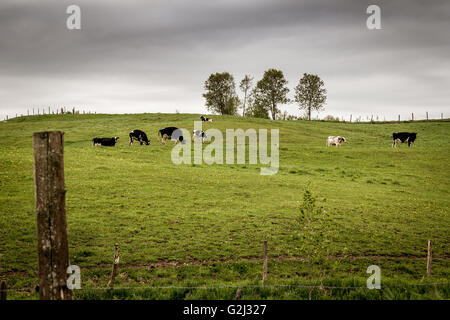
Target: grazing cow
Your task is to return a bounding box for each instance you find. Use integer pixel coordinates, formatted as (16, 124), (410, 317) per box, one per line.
(392, 132), (417, 147)
(200, 115), (213, 122)
(192, 130), (208, 142)
(158, 127), (185, 145)
(327, 136), (347, 147)
(93, 137), (119, 146)
(129, 129), (150, 145)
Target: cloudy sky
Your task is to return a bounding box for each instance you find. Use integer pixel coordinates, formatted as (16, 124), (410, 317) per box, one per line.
(0, 0), (449, 120)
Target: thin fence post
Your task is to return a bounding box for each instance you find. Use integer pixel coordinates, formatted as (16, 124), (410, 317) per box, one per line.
(427, 240), (432, 277)
(426, 111), (428, 121)
(398, 114), (400, 122)
(234, 288), (242, 300)
(33, 131), (72, 300)
(262, 240), (268, 287)
(441, 113), (443, 120)
(349, 114), (352, 123)
(108, 243), (120, 288)
(0, 280), (7, 300)
(411, 113), (414, 121)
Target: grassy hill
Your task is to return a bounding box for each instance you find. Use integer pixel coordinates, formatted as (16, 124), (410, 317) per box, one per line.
(0, 113), (449, 299)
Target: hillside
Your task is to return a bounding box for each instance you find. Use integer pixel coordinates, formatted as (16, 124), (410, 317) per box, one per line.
(0, 113), (449, 299)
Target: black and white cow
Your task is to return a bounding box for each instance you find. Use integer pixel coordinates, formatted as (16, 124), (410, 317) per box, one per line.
(192, 130), (208, 142)
(327, 136), (347, 147)
(200, 115), (213, 122)
(93, 137), (119, 146)
(392, 132), (417, 147)
(129, 129), (150, 145)
(158, 127), (185, 145)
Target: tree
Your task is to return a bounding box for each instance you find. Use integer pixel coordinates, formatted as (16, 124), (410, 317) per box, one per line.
(239, 75), (253, 117)
(294, 73), (327, 121)
(253, 69), (290, 120)
(203, 72), (239, 115)
(244, 93), (270, 119)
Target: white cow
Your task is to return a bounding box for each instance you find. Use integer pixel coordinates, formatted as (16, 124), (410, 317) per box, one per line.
(192, 130), (208, 143)
(327, 136), (347, 147)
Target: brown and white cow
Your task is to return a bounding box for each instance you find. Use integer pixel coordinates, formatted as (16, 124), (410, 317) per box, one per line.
(327, 136), (347, 147)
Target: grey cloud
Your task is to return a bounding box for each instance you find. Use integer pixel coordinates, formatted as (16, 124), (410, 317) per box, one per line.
(0, 0), (449, 119)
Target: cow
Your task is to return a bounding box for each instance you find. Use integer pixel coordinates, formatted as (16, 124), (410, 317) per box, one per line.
(192, 130), (208, 143)
(158, 127), (185, 145)
(327, 136), (347, 147)
(392, 132), (417, 147)
(200, 115), (213, 122)
(93, 137), (119, 146)
(129, 129), (150, 145)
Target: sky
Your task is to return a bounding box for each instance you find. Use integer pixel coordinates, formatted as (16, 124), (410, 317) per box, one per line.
(0, 0), (449, 121)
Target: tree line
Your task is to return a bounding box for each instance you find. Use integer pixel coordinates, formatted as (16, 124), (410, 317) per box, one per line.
(202, 69), (327, 120)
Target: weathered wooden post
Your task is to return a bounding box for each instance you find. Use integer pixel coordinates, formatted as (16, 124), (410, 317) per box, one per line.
(0, 280), (7, 300)
(234, 288), (242, 300)
(398, 114), (400, 122)
(262, 240), (268, 287)
(441, 113), (443, 120)
(33, 131), (72, 300)
(349, 114), (352, 123)
(426, 111), (429, 121)
(107, 243), (120, 288)
(411, 113), (414, 121)
(426, 240), (432, 278)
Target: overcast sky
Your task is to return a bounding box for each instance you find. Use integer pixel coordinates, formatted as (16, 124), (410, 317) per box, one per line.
(0, 0), (449, 120)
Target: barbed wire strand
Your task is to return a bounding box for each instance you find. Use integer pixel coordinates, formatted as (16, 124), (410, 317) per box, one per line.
(3, 282), (449, 293)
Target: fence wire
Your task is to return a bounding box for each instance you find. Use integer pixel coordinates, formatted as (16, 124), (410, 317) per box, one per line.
(3, 282), (449, 293)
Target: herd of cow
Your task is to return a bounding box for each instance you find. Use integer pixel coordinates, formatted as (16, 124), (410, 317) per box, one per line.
(92, 116), (212, 147)
(92, 116), (418, 148)
(326, 132), (417, 147)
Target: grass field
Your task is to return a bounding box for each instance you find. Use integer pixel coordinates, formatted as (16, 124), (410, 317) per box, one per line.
(0, 113), (449, 299)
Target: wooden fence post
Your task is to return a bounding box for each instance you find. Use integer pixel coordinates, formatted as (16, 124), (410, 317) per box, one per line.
(33, 131), (72, 300)
(0, 280), (7, 300)
(426, 240), (432, 277)
(398, 114), (400, 122)
(262, 240), (268, 287)
(108, 243), (120, 288)
(234, 288), (242, 300)
(349, 114), (352, 123)
(426, 111), (428, 121)
(411, 113), (414, 121)
(441, 113), (443, 120)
